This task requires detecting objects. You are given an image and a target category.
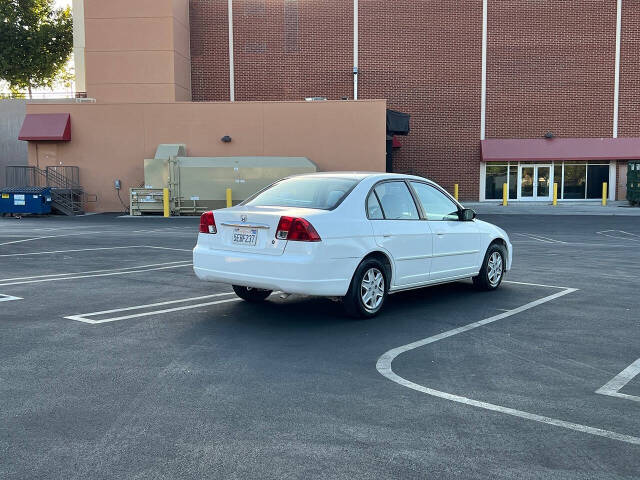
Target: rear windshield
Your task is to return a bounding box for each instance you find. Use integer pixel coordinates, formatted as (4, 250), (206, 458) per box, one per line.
(243, 177), (359, 210)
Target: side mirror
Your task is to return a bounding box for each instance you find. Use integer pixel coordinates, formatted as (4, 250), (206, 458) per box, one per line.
(459, 208), (476, 221)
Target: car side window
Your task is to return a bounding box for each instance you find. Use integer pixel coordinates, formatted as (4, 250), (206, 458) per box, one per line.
(373, 182), (419, 220)
(410, 182), (459, 221)
(366, 192), (384, 219)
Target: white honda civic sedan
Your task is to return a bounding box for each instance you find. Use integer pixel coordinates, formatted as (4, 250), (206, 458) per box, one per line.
(193, 173), (512, 317)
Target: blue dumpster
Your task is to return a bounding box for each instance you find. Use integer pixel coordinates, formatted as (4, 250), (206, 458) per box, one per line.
(0, 187), (53, 216)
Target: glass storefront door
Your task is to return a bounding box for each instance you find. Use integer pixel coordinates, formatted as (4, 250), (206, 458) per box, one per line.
(518, 164), (552, 200)
(537, 166), (551, 197)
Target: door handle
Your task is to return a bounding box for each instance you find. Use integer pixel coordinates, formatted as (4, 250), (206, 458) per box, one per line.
(383, 234), (392, 238)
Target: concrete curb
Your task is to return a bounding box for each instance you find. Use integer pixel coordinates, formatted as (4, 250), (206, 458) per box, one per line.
(463, 201), (640, 216)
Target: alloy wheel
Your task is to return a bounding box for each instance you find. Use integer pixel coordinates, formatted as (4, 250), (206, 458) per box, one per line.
(487, 251), (503, 286)
(360, 267), (385, 311)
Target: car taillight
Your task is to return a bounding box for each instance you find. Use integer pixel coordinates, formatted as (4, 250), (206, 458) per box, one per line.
(275, 216), (321, 242)
(199, 211), (217, 234)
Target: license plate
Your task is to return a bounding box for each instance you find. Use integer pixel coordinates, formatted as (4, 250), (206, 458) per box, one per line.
(232, 227), (258, 246)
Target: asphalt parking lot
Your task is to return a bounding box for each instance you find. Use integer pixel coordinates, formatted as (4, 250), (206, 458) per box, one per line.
(1, 213), (639, 479)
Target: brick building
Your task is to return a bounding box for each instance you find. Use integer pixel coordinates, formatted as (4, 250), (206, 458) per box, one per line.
(190, 0), (640, 202)
(20, 0), (386, 213)
(21, 0), (640, 210)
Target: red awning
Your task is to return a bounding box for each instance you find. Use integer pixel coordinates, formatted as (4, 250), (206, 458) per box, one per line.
(18, 113), (71, 141)
(481, 137), (640, 162)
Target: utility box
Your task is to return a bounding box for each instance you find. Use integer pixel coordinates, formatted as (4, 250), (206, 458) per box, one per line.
(628, 161), (640, 206)
(0, 187), (52, 216)
(140, 156), (318, 215)
(130, 188), (165, 216)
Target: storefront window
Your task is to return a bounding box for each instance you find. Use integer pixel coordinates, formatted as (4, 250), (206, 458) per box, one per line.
(586, 165), (609, 199)
(563, 164), (586, 199)
(553, 164), (563, 199)
(485, 165), (507, 200)
(483, 161), (611, 201)
(509, 165), (518, 199)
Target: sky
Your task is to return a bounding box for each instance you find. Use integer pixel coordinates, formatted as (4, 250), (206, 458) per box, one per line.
(55, 0), (72, 8)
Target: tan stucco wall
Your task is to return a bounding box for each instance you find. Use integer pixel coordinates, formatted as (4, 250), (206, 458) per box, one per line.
(25, 100), (387, 212)
(84, 0), (191, 103)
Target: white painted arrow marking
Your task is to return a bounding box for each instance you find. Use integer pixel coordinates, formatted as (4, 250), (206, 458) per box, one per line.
(596, 358), (640, 403)
(0, 294), (23, 302)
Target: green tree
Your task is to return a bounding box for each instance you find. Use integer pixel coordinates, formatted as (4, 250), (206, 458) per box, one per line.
(0, 0), (73, 98)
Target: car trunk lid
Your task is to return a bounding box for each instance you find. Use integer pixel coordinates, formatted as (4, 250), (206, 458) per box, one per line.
(205, 206), (323, 256)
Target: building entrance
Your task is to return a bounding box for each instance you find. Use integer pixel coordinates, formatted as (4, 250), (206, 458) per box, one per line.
(518, 164), (551, 200)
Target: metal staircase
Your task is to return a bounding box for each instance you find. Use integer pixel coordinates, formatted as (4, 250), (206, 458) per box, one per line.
(5, 166), (87, 216)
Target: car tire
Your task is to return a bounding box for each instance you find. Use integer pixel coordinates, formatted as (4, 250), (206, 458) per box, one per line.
(473, 243), (507, 291)
(343, 258), (388, 318)
(232, 285), (273, 302)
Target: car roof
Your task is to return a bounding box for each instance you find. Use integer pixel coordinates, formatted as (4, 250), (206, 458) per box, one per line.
(288, 172), (432, 182)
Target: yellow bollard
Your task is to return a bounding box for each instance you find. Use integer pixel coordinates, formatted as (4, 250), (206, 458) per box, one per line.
(454, 184), (459, 201)
(502, 183), (508, 206)
(552, 182), (558, 206)
(163, 188), (170, 217)
(602, 182), (607, 207)
(226, 188), (232, 208)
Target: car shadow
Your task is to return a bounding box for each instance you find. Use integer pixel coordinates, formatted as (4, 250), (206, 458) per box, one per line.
(182, 279), (528, 362)
(198, 280), (489, 333)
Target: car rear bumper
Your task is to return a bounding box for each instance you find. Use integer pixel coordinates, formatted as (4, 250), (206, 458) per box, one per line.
(193, 244), (357, 296)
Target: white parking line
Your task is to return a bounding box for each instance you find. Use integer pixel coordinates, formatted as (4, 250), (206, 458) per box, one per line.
(0, 245), (146, 258)
(64, 293), (239, 324)
(0, 231), (105, 246)
(511, 236), (634, 248)
(0, 261), (190, 282)
(601, 272), (639, 280)
(377, 283), (640, 446)
(504, 279), (571, 289)
(0, 294), (22, 302)
(0, 261), (193, 286)
(0, 245), (192, 257)
(514, 233), (555, 243)
(0, 226), (92, 232)
(514, 233), (566, 244)
(528, 233), (567, 244)
(0, 230), (195, 246)
(145, 246), (193, 252)
(0, 234), (56, 238)
(596, 359), (640, 403)
(596, 230), (640, 242)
